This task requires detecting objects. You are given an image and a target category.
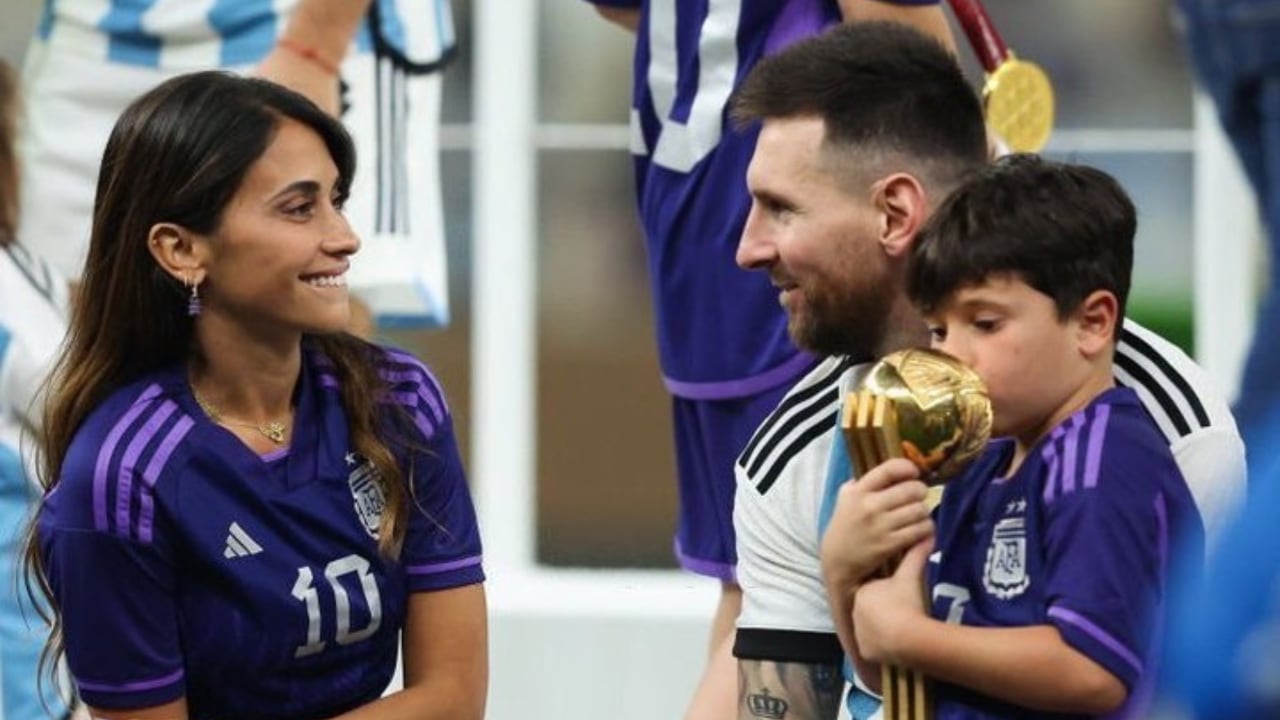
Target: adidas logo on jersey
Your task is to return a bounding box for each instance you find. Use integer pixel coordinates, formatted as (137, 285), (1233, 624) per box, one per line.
(223, 522), (263, 559)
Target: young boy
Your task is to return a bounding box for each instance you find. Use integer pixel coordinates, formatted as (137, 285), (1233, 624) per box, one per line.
(845, 155), (1205, 718)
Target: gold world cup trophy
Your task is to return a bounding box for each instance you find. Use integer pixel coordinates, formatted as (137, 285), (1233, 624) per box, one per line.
(946, 0), (1055, 153)
(841, 348), (992, 720)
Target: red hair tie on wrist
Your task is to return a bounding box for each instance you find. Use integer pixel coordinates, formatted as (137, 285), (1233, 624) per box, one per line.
(277, 37), (340, 76)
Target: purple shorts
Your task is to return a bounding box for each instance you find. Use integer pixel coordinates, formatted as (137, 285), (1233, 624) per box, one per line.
(672, 380), (797, 582)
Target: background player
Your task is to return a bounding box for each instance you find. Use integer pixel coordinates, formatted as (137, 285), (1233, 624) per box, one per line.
(1176, 0), (1280, 463)
(19, 0), (456, 330)
(583, 2), (957, 716)
(0, 59), (71, 720)
(1156, 406), (1280, 719)
(844, 154), (1204, 718)
(25, 71), (485, 719)
(729, 22), (1246, 718)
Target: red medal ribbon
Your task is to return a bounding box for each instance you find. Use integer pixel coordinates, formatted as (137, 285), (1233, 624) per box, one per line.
(946, 0), (1009, 71)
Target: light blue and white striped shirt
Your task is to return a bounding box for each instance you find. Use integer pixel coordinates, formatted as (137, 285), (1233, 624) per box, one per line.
(35, 0), (455, 71)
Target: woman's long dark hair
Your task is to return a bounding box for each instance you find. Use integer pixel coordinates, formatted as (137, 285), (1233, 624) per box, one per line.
(23, 71), (414, 691)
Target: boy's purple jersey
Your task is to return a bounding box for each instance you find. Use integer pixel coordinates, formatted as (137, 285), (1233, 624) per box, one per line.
(38, 344), (483, 719)
(927, 387), (1204, 719)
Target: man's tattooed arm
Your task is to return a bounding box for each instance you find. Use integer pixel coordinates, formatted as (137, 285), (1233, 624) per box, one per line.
(738, 659), (843, 720)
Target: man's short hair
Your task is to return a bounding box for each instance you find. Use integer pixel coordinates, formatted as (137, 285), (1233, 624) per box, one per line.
(731, 21), (988, 188)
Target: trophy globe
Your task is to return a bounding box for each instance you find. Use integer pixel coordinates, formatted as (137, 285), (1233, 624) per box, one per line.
(861, 347), (993, 481)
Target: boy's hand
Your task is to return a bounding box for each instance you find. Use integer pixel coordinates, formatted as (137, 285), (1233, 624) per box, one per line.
(820, 457), (933, 588)
(851, 538), (934, 664)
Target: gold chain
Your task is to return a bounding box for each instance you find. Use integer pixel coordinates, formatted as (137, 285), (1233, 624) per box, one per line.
(192, 389), (290, 445)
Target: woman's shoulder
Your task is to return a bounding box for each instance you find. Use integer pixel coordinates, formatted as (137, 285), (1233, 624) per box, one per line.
(72, 371), (187, 441)
(374, 344), (449, 396)
(53, 369), (196, 536)
(313, 342), (450, 407)
(308, 341), (453, 441)
(371, 345), (453, 440)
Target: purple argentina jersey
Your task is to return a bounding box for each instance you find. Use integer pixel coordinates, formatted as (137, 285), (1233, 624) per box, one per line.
(584, 0), (942, 397)
(585, 0), (849, 397)
(38, 344), (483, 719)
(926, 387), (1204, 720)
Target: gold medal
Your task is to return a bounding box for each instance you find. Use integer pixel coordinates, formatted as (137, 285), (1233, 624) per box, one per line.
(948, 0), (1056, 153)
(984, 55), (1054, 154)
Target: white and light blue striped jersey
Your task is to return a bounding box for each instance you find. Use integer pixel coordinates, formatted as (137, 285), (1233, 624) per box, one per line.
(22, 1), (457, 323)
(0, 242), (68, 481)
(34, 0), (455, 71)
(0, 241), (69, 720)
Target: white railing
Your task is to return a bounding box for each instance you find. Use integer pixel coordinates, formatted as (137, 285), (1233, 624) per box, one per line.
(472, 3), (717, 718)
(1192, 93), (1257, 399)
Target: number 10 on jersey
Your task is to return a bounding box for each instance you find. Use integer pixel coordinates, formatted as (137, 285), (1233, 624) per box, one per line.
(292, 554), (384, 658)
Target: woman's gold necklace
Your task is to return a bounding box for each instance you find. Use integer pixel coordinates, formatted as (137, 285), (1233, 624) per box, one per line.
(192, 390), (290, 445)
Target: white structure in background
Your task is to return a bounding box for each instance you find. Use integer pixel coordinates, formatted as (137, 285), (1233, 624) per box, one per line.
(468, 4), (1257, 718)
(472, 2), (717, 719)
(1192, 93), (1258, 399)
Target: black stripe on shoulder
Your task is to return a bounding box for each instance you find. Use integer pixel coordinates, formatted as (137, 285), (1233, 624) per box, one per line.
(1120, 328), (1211, 428)
(740, 358), (850, 463)
(747, 387), (839, 478)
(734, 629), (843, 665)
(1114, 353), (1191, 438)
(755, 411), (837, 495)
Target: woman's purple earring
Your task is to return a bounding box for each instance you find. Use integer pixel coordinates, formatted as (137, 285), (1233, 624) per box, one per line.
(187, 275), (202, 317)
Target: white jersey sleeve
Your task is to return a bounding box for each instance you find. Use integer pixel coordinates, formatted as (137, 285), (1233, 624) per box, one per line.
(0, 244), (69, 485)
(734, 356), (852, 663)
(0, 245), (68, 422)
(1115, 319), (1247, 552)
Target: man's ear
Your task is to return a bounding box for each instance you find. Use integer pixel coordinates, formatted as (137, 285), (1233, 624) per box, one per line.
(148, 222), (207, 286)
(1074, 289), (1120, 357)
(872, 172), (928, 259)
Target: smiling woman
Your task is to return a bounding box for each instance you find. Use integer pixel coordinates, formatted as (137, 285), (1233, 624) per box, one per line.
(22, 72), (487, 720)
(162, 115), (362, 362)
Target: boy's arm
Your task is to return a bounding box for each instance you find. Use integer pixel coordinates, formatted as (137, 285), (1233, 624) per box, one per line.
(855, 539), (1127, 715)
(884, 620), (1125, 713)
(838, 0), (958, 53)
(819, 458), (933, 691)
(896, 620), (1126, 707)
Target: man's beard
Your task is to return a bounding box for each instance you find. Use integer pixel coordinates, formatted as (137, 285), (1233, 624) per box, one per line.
(787, 277), (895, 361)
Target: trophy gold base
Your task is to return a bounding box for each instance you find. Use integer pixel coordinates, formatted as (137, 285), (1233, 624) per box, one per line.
(882, 664), (932, 720)
(845, 390), (936, 720)
(841, 350), (992, 720)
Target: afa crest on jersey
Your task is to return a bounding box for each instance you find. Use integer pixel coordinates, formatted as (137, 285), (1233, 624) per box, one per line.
(983, 516), (1030, 599)
(347, 454), (386, 539)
